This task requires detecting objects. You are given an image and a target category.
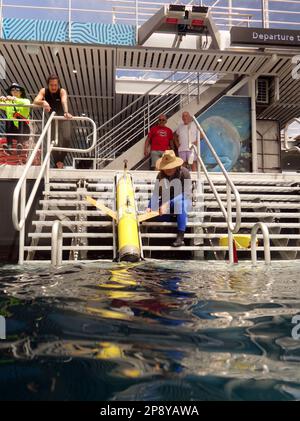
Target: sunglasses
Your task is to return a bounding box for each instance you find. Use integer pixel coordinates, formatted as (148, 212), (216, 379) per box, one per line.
(158, 119), (167, 122)
(11, 87), (21, 92)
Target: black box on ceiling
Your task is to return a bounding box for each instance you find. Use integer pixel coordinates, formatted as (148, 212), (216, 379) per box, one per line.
(192, 6), (209, 14)
(169, 4), (186, 12)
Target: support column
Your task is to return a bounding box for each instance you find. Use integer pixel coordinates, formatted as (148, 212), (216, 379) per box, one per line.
(249, 78), (258, 173)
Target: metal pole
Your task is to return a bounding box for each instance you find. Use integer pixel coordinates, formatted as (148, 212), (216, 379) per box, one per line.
(228, 0), (232, 30)
(251, 222), (271, 265)
(250, 78), (258, 173)
(45, 123), (51, 186)
(0, 0), (3, 39)
(19, 182), (26, 265)
(51, 220), (63, 267)
(135, 0), (139, 44)
(262, 0), (270, 29)
(197, 72), (201, 105)
(147, 96), (150, 132)
(68, 0), (72, 42)
(227, 183), (234, 264)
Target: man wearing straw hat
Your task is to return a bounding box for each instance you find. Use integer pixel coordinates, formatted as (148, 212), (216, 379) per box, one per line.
(147, 150), (192, 247)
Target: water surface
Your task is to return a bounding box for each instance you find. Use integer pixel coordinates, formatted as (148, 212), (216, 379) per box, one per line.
(0, 261), (299, 401)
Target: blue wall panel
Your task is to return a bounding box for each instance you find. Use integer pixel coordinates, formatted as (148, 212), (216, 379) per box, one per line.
(3, 18), (136, 46)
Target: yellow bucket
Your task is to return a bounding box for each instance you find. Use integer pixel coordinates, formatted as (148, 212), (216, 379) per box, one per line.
(219, 234), (257, 249)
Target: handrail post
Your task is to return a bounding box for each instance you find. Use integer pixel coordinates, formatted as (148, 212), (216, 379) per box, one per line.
(227, 183), (234, 264)
(51, 220), (63, 267)
(251, 222), (271, 266)
(45, 123), (52, 186)
(19, 181), (26, 265)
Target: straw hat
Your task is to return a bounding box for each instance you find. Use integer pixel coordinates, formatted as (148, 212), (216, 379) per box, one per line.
(156, 150), (183, 171)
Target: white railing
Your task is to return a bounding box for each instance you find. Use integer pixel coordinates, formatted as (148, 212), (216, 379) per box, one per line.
(12, 114), (97, 264)
(251, 222), (271, 265)
(92, 71), (219, 167)
(192, 116), (241, 264)
(0, 0), (299, 38)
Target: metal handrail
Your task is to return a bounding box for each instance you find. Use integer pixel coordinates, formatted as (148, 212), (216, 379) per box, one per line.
(192, 117), (241, 264)
(88, 70), (178, 141)
(12, 112), (56, 232)
(51, 220), (63, 267)
(1, 1), (300, 37)
(251, 222), (271, 265)
(96, 73), (202, 157)
(192, 117), (241, 234)
(94, 70), (203, 153)
(96, 72), (218, 165)
(12, 112), (97, 231)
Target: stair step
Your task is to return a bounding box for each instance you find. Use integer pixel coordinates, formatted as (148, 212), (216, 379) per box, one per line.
(28, 233), (113, 238)
(36, 210), (113, 216)
(49, 183), (78, 189)
(203, 194), (300, 201)
(143, 246), (300, 251)
(24, 246), (114, 251)
(42, 191), (114, 197)
(141, 233), (300, 239)
(39, 199), (114, 206)
(134, 184), (300, 193)
(35, 209), (300, 218)
(142, 222), (300, 228)
(32, 221), (113, 227)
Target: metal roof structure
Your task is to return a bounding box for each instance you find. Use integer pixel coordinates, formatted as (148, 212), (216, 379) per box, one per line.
(0, 39), (299, 148)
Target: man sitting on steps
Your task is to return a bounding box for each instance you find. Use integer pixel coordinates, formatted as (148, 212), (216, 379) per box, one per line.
(146, 150), (192, 247)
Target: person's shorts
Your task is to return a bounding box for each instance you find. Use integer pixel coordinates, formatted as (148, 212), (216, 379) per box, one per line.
(151, 150), (164, 169)
(178, 150), (196, 163)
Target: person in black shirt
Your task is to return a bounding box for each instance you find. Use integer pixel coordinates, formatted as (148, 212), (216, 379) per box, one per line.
(34, 75), (72, 168)
(147, 150), (192, 247)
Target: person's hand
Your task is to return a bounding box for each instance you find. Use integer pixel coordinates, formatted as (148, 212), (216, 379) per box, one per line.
(43, 101), (51, 113)
(64, 112), (73, 120)
(0, 96), (7, 102)
(146, 208), (151, 213)
(144, 149), (150, 157)
(159, 203), (169, 216)
(6, 96), (16, 102)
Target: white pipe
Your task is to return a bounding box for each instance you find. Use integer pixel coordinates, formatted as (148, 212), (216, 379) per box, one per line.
(251, 222), (271, 265)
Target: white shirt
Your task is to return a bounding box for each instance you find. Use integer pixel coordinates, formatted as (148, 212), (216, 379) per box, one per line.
(176, 121), (200, 152)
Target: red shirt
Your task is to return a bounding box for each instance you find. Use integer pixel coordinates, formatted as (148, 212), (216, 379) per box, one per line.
(148, 125), (173, 151)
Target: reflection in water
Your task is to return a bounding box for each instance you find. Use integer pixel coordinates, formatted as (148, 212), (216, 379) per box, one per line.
(0, 261), (299, 400)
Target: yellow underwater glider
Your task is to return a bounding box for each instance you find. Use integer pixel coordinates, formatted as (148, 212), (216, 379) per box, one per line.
(86, 162), (159, 262)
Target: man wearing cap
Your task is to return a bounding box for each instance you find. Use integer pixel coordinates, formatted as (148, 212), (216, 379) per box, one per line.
(147, 150), (192, 247)
(0, 83), (31, 155)
(144, 114), (173, 170)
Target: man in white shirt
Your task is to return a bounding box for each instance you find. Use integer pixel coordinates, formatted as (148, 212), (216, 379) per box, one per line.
(174, 111), (203, 172)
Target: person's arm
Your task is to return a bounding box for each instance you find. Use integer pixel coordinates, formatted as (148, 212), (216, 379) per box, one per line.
(60, 89), (72, 119)
(173, 131), (180, 149)
(144, 135), (151, 157)
(33, 88), (51, 112)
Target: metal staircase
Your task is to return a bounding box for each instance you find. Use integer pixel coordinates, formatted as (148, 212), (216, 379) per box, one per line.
(20, 169), (300, 263)
(10, 111), (300, 264)
(25, 174), (116, 262)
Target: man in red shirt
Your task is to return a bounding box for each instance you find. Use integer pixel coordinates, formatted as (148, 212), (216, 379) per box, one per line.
(144, 114), (173, 170)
